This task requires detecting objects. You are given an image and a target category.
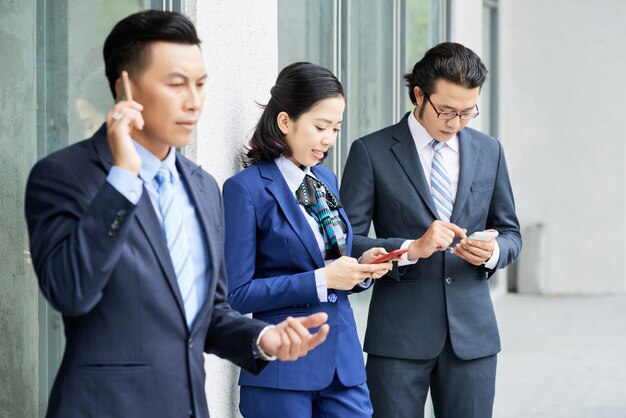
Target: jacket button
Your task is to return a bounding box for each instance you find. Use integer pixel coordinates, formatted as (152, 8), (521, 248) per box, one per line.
(327, 293), (337, 303)
(445, 277), (454, 285)
(188, 338), (193, 349)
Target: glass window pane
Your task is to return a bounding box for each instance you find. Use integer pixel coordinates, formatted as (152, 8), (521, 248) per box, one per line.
(68, 1), (146, 145)
(340, 0), (394, 168)
(278, 0), (334, 70)
(402, 0), (440, 114)
(482, 3), (496, 137)
(277, 0), (335, 170)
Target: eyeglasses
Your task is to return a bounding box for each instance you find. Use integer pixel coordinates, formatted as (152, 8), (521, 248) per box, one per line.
(425, 95), (479, 120)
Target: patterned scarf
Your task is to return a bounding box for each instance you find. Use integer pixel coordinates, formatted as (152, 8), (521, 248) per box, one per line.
(295, 174), (347, 260)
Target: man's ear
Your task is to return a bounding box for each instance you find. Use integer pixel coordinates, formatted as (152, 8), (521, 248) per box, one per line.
(414, 86), (424, 105)
(277, 111), (291, 135)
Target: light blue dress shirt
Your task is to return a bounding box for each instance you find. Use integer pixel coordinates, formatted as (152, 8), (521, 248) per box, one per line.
(107, 143), (208, 327)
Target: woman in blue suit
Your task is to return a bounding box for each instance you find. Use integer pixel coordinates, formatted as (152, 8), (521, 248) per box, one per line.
(223, 62), (395, 418)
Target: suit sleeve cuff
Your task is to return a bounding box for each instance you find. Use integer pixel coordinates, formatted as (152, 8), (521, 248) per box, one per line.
(107, 166), (143, 204)
(314, 268), (328, 303)
(397, 239), (419, 266)
(484, 240), (500, 270)
(254, 325), (277, 361)
(356, 278), (373, 289)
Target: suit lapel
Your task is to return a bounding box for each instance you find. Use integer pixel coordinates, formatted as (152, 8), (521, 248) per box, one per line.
(390, 114), (439, 220)
(260, 160), (325, 267)
(450, 129), (480, 223)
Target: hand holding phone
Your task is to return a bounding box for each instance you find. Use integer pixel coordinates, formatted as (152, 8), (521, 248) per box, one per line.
(468, 230), (498, 241)
(107, 70), (143, 175)
(371, 248), (408, 264)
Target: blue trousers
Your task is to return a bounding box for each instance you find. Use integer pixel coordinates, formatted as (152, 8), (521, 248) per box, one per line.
(239, 373), (373, 418)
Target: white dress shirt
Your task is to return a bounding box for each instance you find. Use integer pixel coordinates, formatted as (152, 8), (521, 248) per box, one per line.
(400, 110), (500, 269)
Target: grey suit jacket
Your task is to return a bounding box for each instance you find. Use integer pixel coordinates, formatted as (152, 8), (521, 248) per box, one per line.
(340, 113), (521, 360)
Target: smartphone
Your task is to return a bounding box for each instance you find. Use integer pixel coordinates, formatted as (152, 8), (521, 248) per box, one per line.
(468, 230), (498, 241)
(371, 248), (408, 264)
(121, 71), (133, 101)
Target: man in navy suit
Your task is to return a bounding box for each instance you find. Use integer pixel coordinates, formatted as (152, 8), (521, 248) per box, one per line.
(25, 11), (328, 418)
(340, 42), (522, 418)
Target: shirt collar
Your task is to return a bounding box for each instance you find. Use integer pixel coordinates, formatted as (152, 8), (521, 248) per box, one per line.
(134, 141), (179, 184)
(274, 155), (313, 194)
(407, 109), (460, 153)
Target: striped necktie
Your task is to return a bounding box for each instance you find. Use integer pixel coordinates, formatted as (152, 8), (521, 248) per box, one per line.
(155, 165), (198, 328)
(430, 139), (454, 222)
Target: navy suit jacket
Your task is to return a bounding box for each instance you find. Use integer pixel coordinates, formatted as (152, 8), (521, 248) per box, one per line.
(223, 160), (367, 391)
(340, 113), (522, 361)
(25, 126), (267, 418)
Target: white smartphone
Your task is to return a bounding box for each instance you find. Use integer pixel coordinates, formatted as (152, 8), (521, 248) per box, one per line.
(468, 230), (498, 241)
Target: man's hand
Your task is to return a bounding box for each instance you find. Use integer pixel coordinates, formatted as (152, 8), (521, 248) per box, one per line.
(106, 71), (144, 176)
(407, 220), (466, 259)
(452, 229), (498, 266)
(259, 312), (329, 361)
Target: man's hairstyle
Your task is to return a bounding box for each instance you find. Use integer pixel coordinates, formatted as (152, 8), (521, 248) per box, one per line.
(244, 62), (344, 166)
(103, 10), (201, 98)
(404, 42), (488, 105)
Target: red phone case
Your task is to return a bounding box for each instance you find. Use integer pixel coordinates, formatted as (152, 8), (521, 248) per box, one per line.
(371, 248), (408, 264)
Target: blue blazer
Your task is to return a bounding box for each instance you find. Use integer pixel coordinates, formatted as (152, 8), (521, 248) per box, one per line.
(25, 126), (267, 418)
(223, 160), (367, 391)
(341, 113), (522, 361)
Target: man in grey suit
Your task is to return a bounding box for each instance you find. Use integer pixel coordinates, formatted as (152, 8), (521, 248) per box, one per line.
(340, 42), (522, 418)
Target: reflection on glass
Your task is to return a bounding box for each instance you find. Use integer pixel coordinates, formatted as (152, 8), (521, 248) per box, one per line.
(403, 0), (439, 114)
(482, 3), (496, 137)
(341, 0), (394, 167)
(278, 0), (334, 70)
(67, 1), (144, 142)
(75, 64), (112, 137)
(278, 0), (335, 171)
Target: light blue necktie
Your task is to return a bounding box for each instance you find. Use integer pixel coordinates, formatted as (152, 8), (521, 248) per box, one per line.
(155, 165), (198, 328)
(430, 140), (454, 222)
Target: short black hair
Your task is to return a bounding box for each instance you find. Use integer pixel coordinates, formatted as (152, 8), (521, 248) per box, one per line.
(244, 62), (344, 166)
(404, 42), (488, 105)
(103, 10), (201, 98)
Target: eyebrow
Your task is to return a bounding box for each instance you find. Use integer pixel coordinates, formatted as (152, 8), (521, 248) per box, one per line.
(166, 72), (208, 82)
(314, 118), (342, 124)
(439, 103), (477, 112)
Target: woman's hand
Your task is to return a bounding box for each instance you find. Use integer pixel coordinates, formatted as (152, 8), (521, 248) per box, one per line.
(360, 247), (394, 279)
(325, 256), (381, 290)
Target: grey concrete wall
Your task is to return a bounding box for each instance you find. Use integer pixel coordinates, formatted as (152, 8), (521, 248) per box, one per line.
(0, 0), (40, 417)
(185, 1), (278, 417)
(500, 0), (626, 294)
